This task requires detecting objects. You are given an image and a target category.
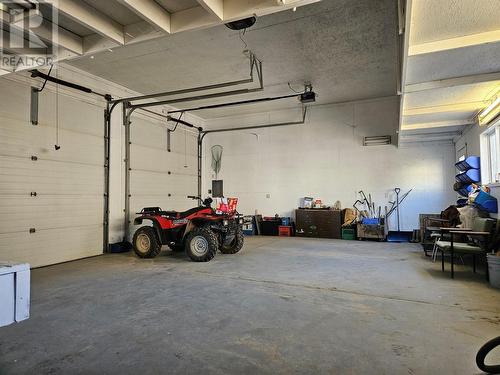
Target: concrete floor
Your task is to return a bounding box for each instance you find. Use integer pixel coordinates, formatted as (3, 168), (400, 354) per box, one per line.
(1, 237), (499, 374)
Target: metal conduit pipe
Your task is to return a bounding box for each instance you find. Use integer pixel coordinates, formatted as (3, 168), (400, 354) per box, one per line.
(109, 53), (261, 105)
(129, 87), (264, 110)
(168, 93), (300, 115)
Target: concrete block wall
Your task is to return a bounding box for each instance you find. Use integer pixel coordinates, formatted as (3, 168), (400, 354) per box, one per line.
(203, 97), (457, 231)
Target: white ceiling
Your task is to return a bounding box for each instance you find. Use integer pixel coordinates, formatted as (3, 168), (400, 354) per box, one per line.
(400, 0), (500, 143)
(410, 0), (500, 45)
(66, 0), (399, 119)
(154, 0), (200, 13)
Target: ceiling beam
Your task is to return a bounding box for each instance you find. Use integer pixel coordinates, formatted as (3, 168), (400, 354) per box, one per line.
(401, 119), (475, 130)
(409, 29), (500, 56)
(8, 0), (323, 69)
(404, 102), (483, 116)
(171, 6), (218, 34)
(117, 0), (171, 34)
(405, 71), (500, 93)
(196, 0), (223, 20)
(9, 8), (83, 55)
(52, 0), (124, 45)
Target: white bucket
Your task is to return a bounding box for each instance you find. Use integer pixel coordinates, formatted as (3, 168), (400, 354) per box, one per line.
(487, 254), (500, 289)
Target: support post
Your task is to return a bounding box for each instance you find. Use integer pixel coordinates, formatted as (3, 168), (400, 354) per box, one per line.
(123, 102), (132, 243)
(197, 133), (204, 205)
(103, 103), (111, 252)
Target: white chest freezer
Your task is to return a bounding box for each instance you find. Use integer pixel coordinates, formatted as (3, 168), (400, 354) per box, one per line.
(0, 263), (30, 327)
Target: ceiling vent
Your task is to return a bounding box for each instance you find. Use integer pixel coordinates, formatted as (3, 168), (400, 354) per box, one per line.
(225, 16), (257, 30)
(363, 136), (392, 146)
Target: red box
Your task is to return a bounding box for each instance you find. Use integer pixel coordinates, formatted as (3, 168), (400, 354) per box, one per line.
(278, 226), (292, 237)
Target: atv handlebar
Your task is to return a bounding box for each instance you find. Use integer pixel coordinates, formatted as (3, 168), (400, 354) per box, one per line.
(187, 196), (200, 200)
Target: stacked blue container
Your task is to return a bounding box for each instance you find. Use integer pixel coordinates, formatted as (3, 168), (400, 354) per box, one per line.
(454, 156), (480, 198)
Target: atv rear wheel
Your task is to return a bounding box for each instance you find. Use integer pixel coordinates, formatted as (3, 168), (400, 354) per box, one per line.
(220, 226), (244, 254)
(185, 226), (218, 262)
(133, 226), (162, 258)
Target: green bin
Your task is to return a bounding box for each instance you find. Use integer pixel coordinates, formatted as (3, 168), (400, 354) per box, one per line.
(342, 228), (356, 240)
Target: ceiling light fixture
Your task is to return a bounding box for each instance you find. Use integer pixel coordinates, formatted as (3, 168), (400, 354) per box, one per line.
(478, 94), (500, 126)
(225, 16), (256, 30)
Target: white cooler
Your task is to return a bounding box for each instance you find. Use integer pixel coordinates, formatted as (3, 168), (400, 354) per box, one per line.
(0, 263), (30, 327)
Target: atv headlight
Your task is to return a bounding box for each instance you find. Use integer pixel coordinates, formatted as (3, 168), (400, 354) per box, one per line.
(223, 220), (229, 226)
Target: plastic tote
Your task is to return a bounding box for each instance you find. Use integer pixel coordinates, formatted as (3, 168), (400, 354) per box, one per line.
(455, 156), (481, 172)
(455, 169), (481, 184)
(487, 254), (500, 289)
(474, 190), (498, 213)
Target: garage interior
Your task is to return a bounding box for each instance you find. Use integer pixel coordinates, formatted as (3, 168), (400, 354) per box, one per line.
(0, 0), (499, 374)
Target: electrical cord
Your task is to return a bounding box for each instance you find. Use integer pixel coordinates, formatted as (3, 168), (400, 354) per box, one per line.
(36, 64), (53, 93)
(287, 82), (305, 94)
(169, 111), (185, 133)
(239, 28), (248, 50)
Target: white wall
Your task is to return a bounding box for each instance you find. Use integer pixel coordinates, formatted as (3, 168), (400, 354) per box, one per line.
(203, 98), (457, 231)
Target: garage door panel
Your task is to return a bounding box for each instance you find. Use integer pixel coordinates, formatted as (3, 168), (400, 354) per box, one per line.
(0, 117), (33, 155)
(0, 226), (102, 268)
(131, 144), (197, 174)
(0, 78), (105, 267)
(130, 117), (165, 147)
(131, 171), (196, 195)
(130, 118), (197, 152)
(38, 92), (103, 137)
(0, 81), (30, 122)
(128, 116), (197, 241)
(0, 196), (103, 233)
(30, 126), (104, 166)
(0, 156), (103, 196)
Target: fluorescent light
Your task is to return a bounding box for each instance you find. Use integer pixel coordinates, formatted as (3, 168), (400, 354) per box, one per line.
(478, 95), (500, 126)
(363, 135), (392, 146)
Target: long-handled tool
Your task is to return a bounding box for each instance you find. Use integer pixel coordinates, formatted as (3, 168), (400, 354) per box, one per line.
(387, 187), (413, 242)
(387, 189), (413, 217)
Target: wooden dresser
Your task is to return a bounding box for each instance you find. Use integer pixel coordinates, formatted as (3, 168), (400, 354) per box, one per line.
(295, 209), (342, 239)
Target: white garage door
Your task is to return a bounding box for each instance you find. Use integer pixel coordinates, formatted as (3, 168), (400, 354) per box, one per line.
(128, 114), (198, 239)
(0, 78), (105, 268)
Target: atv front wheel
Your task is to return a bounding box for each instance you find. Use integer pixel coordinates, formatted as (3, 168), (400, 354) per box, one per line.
(185, 226), (218, 262)
(133, 226), (162, 258)
(220, 226), (244, 254)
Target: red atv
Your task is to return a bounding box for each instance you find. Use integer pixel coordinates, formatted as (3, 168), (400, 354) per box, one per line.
(132, 196), (244, 262)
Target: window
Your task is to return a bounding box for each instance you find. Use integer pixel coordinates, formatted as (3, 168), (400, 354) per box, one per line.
(481, 121), (500, 184)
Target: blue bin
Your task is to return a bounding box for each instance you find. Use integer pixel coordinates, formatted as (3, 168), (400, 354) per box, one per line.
(281, 217), (291, 226)
(455, 169), (481, 184)
(474, 190), (498, 213)
(455, 156), (480, 172)
(362, 218), (380, 225)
